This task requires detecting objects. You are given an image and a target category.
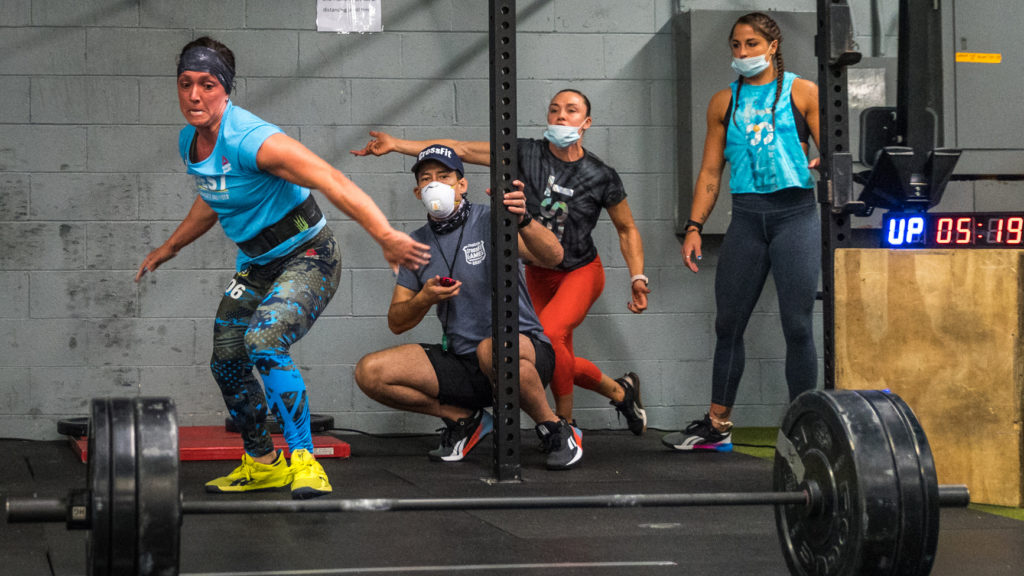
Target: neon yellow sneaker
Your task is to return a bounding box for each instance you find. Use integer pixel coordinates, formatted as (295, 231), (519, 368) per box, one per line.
(290, 449), (332, 500)
(205, 451), (292, 493)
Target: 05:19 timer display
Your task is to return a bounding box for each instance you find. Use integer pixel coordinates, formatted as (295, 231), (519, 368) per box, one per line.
(882, 213), (1024, 249)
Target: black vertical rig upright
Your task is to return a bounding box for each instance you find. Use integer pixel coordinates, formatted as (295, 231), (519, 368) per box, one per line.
(815, 0), (861, 389)
(488, 0), (521, 482)
(896, 0), (945, 165)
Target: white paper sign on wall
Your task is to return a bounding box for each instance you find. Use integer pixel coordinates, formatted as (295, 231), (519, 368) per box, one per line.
(316, 0), (382, 33)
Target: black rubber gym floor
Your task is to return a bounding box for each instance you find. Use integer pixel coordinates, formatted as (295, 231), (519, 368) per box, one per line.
(3, 430), (1022, 575)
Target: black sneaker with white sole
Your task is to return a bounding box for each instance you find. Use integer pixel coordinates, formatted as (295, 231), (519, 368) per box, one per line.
(536, 419), (582, 470)
(612, 372), (646, 435)
(428, 410), (493, 462)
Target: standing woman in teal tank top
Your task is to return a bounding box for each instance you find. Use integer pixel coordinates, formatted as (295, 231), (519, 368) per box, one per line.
(134, 37), (431, 499)
(663, 12), (821, 452)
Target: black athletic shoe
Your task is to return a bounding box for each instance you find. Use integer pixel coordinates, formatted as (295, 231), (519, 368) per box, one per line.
(661, 414), (733, 452)
(428, 410), (493, 462)
(536, 419), (583, 470)
(612, 372), (647, 435)
(535, 419), (580, 453)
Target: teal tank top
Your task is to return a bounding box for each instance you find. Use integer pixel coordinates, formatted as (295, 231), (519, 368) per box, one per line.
(723, 72), (814, 194)
(178, 102), (325, 271)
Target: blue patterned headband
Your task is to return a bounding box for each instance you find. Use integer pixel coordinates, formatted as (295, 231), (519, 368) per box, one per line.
(177, 46), (234, 94)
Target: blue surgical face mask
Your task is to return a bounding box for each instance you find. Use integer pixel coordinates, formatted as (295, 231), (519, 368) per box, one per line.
(731, 54), (772, 78)
(543, 123), (584, 148)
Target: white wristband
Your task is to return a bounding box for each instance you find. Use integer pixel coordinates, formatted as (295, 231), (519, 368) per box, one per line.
(630, 274), (649, 286)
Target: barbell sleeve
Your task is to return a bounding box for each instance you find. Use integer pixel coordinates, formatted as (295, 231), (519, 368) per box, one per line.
(938, 484), (970, 508)
(6, 497), (67, 523)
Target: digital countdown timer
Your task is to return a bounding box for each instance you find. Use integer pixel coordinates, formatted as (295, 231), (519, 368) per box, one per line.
(882, 212), (1024, 248)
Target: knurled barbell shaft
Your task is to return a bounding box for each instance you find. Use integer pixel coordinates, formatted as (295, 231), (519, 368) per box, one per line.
(170, 483), (973, 514)
(6, 491), (807, 523)
(182, 491), (812, 515)
(6, 484), (970, 523)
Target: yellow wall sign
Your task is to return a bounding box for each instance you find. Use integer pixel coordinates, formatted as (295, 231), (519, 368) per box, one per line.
(955, 52), (1002, 64)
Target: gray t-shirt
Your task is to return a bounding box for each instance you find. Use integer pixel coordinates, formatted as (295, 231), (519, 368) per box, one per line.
(397, 201), (549, 356)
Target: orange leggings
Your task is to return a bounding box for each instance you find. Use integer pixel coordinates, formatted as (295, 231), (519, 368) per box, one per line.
(525, 256), (605, 398)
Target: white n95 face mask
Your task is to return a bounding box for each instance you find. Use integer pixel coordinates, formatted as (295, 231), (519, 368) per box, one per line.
(420, 181), (457, 219)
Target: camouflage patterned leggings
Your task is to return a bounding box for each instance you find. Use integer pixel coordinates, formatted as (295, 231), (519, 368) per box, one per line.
(210, 227), (340, 457)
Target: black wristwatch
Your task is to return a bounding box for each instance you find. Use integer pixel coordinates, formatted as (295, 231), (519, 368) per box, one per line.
(518, 211), (533, 229)
(685, 219), (704, 235)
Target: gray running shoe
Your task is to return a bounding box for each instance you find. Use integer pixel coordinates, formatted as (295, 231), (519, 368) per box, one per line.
(661, 414), (733, 452)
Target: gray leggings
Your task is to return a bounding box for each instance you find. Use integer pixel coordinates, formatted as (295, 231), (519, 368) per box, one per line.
(712, 187), (819, 407)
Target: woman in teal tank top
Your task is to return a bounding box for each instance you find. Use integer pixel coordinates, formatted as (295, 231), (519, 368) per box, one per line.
(134, 37), (430, 500)
(664, 12), (822, 452)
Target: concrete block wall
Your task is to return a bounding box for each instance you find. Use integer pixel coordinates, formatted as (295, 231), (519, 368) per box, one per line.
(3, 0), (956, 440)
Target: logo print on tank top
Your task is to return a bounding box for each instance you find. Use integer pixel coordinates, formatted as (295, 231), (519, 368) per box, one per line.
(747, 121), (775, 146)
(741, 103), (779, 189)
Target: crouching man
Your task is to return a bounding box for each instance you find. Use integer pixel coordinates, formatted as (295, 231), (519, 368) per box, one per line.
(354, 145), (582, 469)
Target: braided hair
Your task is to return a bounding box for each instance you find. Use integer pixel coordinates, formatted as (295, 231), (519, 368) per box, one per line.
(730, 12), (784, 129)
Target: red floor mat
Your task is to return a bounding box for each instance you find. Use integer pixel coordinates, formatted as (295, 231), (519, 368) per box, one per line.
(69, 425), (350, 463)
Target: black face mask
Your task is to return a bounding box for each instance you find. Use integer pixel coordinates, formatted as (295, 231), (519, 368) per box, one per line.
(428, 198), (471, 235)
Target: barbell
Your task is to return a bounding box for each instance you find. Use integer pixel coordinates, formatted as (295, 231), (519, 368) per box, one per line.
(5, 390), (969, 576)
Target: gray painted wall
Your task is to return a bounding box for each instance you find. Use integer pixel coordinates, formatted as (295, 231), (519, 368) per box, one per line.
(1, 1), (1017, 440)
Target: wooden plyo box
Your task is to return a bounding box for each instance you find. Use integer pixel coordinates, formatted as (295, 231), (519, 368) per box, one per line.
(834, 248), (1024, 507)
